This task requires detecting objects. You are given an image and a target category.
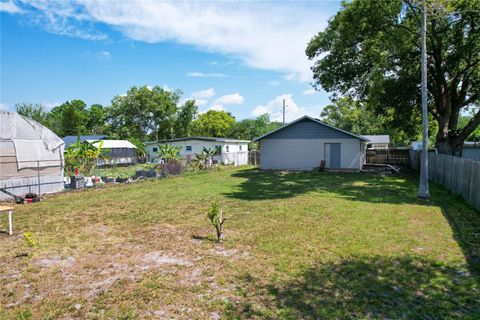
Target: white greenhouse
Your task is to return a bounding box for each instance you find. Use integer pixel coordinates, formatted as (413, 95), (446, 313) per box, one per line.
(0, 111), (65, 200)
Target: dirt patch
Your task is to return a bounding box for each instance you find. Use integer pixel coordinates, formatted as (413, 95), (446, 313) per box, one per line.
(35, 255), (76, 268)
(142, 252), (192, 267)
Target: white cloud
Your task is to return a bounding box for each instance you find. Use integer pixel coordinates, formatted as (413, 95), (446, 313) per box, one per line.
(252, 94), (322, 122)
(11, 1), (333, 81)
(198, 104), (225, 114)
(86, 50), (111, 59)
(209, 104), (225, 112)
(302, 88), (316, 96)
(0, 1), (22, 13)
(187, 72), (227, 78)
(98, 50), (111, 59)
(0, 103), (10, 111)
(194, 99), (208, 106)
(213, 93), (244, 105)
(15, 1), (107, 41)
(191, 88), (215, 100)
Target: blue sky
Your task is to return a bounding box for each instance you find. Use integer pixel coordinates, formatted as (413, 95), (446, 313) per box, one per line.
(0, 0), (341, 121)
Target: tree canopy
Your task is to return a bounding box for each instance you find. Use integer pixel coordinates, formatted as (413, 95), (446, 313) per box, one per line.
(191, 110), (236, 137)
(105, 86), (197, 141)
(227, 114), (282, 149)
(307, 0), (480, 155)
(13, 85), (284, 148)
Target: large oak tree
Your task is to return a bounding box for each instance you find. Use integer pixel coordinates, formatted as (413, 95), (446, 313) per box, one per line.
(306, 0), (480, 155)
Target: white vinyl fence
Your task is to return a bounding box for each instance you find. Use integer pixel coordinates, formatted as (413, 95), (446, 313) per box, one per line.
(410, 151), (480, 210)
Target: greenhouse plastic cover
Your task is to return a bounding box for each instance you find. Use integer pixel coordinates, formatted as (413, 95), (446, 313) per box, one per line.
(1, 111), (64, 169)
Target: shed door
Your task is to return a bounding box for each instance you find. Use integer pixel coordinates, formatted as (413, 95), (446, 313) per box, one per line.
(325, 143), (341, 169)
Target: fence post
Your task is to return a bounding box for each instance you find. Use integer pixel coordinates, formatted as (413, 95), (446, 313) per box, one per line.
(37, 160), (41, 195)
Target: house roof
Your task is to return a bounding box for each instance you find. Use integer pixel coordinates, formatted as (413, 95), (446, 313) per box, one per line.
(144, 137), (250, 144)
(361, 135), (390, 144)
(63, 135), (106, 147)
(253, 115), (369, 142)
(87, 140), (136, 149)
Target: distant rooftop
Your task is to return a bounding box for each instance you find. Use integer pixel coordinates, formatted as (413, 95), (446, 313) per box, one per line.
(361, 135), (390, 144)
(63, 135), (106, 148)
(87, 140), (136, 149)
(145, 137), (250, 144)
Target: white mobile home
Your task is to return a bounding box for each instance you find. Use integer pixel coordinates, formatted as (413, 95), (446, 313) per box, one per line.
(87, 140), (137, 166)
(145, 137), (249, 166)
(254, 116), (368, 170)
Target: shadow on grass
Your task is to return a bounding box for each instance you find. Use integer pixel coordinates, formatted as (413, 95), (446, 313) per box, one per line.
(226, 256), (480, 319)
(225, 168), (419, 204)
(225, 168), (480, 280)
(442, 207), (480, 277)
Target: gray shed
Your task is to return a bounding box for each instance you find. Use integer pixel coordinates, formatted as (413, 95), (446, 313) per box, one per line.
(254, 116), (368, 170)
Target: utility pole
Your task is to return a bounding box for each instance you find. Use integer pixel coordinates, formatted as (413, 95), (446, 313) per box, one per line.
(282, 99), (286, 125)
(418, 1), (430, 199)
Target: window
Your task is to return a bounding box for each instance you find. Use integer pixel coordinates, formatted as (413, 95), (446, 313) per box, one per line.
(226, 145), (229, 152)
(239, 145), (242, 151)
(153, 147), (158, 152)
(215, 145), (222, 153)
(186, 146), (192, 151)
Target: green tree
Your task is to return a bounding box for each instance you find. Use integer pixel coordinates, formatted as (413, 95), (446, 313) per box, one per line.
(319, 96), (426, 146)
(87, 104), (107, 134)
(47, 100), (89, 137)
(306, 0), (480, 155)
(227, 114), (282, 149)
(106, 86), (196, 141)
(15, 103), (49, 126)
(174, 99), (198, 138)
(191, 110), (236, 137)
(459, 111), (480, 141)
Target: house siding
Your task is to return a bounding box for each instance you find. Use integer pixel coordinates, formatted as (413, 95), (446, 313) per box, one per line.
(260, 138), (363, 170)
(146, 139), (249, 166)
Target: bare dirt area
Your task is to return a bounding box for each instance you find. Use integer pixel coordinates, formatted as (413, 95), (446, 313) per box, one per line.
(0, 222), (251, 319)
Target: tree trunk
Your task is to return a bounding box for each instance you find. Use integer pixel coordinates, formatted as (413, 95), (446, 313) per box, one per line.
(435, 135), (463, 156)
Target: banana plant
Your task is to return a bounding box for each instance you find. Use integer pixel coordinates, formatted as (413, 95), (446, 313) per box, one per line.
(157, 144), (180, 162)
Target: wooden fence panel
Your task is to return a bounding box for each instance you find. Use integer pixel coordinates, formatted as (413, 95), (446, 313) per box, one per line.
(411, 151), (480, 210)
(366, 149), (410, 165)
(248, 150), (260, 165)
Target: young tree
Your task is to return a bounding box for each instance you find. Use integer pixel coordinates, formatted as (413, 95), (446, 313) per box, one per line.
(306, 0), (480, 155)
(191, 110), (236, 137)
(206, 201), (226, 242)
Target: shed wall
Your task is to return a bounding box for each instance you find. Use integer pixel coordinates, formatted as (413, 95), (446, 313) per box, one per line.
(259, 138), (363, 170)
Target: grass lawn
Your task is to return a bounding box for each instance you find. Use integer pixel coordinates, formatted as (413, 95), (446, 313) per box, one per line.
(0, 166), (479, 319)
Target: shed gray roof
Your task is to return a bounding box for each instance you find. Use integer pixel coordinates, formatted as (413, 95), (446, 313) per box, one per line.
(253, 116), (369, 141)
(361, 135), (390, 144)
(144, 137), (250, 144)
(63, 135), (106, 148)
